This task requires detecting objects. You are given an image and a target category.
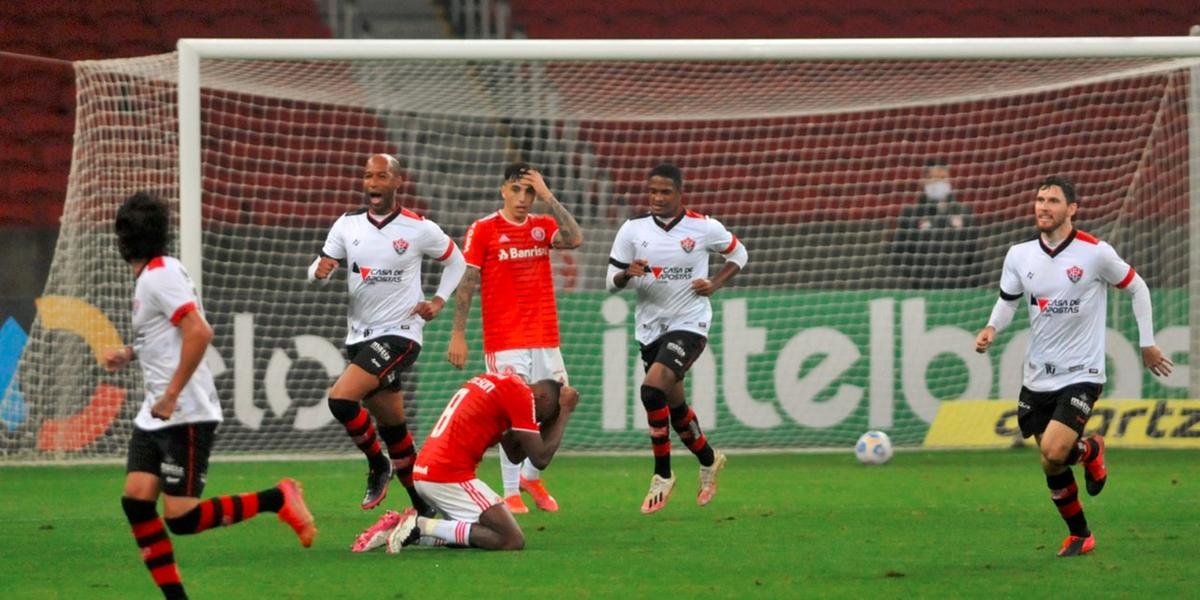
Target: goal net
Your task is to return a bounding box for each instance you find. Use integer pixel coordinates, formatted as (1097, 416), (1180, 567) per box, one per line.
(8, 39), (1199, 460)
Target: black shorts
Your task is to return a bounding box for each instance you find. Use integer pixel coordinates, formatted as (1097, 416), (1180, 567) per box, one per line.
(640, 330), (708, 381)
(1017, 382), (1103, 438)
(346, 335), (421, 392)
(126, 422), (218, 498)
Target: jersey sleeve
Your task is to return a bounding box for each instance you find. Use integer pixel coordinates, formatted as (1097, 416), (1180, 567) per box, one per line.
(704, 216), (739, 255)
(421, 218), (456, 261)
(320, 216), (347, 260)
(146, 266), (201, 326)
(1097, 242), (1137, 289)
(997, 246), (1024, 301)
(500, 379), (540, 433)
(608, 220), (636, 269)
(461, 218), (488, 268)
(536, 214), (560, 248)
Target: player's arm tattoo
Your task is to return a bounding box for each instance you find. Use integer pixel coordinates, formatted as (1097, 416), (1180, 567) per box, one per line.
(545, 195), (583, 248)
(452, 267), (481, 333)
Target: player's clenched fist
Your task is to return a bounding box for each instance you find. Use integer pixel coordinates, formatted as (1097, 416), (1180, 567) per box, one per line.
(313, 256), (338, 279)
(626, 258), (649, 278)
(558, 385), (579, 412)
(103, 346), (133, 373)
(974, 325), (995, 353)
(412, 297), (445, 321)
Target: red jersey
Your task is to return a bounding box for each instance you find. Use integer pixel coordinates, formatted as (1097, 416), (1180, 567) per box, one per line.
(413, 372), (540, 483)
(461, 211), (560, 353)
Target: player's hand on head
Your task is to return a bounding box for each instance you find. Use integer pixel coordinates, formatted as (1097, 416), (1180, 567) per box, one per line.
(315, 256), (338, 279)
(521, 169), (552, 199)
(1141, 345), (1174, 377)
(974, 326), (995, 354)
(446, 333), (468, 369)
(559, 385), (579, 411)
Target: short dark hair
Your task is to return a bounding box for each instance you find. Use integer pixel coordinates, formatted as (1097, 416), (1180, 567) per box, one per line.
(648, 163), (683, 190)
(504, 162), (533, 182)
(114, 192), (170, 262)
(1039, 175), (1077, 204)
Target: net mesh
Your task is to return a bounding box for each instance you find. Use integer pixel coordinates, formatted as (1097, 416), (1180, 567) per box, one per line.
(6, 50), (1196, 460)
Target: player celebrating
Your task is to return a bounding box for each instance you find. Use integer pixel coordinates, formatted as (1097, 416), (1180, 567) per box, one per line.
(350, 373), (578, 552)
(107, 193), (316, 600)
(974, 176), (1173, 557)
(606, 163), (748, 514)
(308, 153), (466, 514)
(445, 162), (582, 513)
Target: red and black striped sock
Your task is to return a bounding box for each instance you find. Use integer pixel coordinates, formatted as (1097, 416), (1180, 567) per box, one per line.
(164, 488), (284, 535)
(641, 385), (672, 478)
(329, 398), (386, 468)
(379, 423), (428, 512)
(1067, 437), (1100, 465)
(1047, 469), (1089, 537)
(669, 402), (715, 467)
(121, 497), (187, 600)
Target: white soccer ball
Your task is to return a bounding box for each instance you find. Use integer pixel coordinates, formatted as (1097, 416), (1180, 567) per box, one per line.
(855, 431), (893, 465)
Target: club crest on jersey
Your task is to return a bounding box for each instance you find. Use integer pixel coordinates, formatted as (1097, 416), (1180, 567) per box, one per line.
(392, 239), (409, 255)
(680, 237), (696, 253)
(531, 227), (546, 242)
(1066, 265), (1083, 283)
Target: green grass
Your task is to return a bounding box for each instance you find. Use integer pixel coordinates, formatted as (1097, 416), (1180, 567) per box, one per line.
(1, 449), (1196, 598)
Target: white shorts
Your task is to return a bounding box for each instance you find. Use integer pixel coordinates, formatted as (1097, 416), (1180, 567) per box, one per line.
(415, 479), (503, 522)
(485, 347), (569, 385)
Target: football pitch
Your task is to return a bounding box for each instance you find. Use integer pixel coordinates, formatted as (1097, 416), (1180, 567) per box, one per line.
(1, 449), (1195, 598)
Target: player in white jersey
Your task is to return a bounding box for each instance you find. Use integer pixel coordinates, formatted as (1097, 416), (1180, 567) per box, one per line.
(606, 163), (748, 514)
(974, 176), (1173, 557)
(308, 154), (466, 515)
(105, 193), (315, 600)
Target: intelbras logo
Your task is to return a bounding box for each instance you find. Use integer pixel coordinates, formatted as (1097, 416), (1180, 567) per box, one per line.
(498, 246), (549, 261)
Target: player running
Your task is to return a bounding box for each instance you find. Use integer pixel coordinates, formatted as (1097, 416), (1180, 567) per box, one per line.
(446, 162), (582, 513)
(350, 372), (578, 552)
(974, 175), (1172, 556)
(108, 193), (316, 600)
(308, 153), (466, 515)
(606, 163), (748, 514)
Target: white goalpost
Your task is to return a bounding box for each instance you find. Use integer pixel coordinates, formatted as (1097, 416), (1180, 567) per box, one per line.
(9, 37), (1200, 460)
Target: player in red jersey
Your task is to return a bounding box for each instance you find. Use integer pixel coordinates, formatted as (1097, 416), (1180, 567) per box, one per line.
(350, 372), (578, 553)
(446, 162), (582, 513)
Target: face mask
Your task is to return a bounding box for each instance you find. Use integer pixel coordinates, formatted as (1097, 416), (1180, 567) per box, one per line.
(925, 181), (952, 201)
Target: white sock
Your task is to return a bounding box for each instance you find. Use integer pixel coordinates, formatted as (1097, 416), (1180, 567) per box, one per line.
(520, 460), (542, 481)
(418, 517), (472, 546)
(500, 452), (521, 495)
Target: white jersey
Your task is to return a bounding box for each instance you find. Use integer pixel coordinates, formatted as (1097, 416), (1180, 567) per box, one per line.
(997, 229), (1136, 391)
(609, 210), (744, 345)
(131, 256), (222, 431)
(321, 207), (455, 346)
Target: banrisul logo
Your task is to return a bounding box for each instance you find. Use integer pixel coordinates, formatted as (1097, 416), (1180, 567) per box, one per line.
(1066, 265), (1083, 284)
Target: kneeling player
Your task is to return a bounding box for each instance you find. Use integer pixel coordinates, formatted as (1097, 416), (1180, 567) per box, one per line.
(351, 372), (578, 552)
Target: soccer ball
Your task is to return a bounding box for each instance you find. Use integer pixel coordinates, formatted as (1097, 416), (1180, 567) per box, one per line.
(855, 431), (893, 465)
